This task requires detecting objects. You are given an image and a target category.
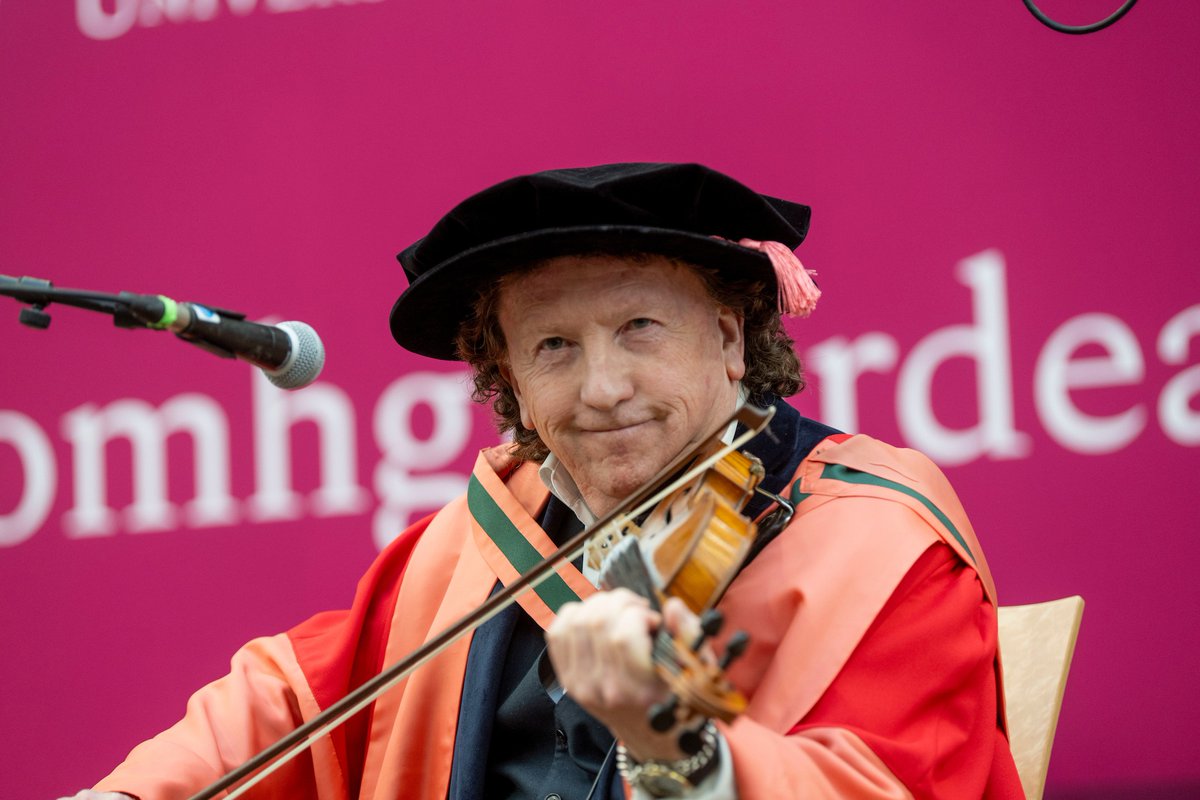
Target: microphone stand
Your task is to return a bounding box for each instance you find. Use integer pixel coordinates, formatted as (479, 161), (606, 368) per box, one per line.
(1, 273), (247, 359)
(1, 273), (135, 328)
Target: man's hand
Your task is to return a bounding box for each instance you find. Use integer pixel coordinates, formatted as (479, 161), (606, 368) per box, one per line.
(546, 588), (707, 761)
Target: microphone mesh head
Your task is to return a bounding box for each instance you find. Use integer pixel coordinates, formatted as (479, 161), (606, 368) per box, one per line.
(268, 321), (325, 389)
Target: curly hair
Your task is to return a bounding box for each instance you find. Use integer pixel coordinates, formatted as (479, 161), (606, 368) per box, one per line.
(455, 254), (804, 463)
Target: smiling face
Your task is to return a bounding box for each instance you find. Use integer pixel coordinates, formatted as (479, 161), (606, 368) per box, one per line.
(497, 254), (746, 516)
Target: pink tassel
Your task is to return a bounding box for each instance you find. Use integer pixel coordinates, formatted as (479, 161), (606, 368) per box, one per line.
(735, 237), (821, 318)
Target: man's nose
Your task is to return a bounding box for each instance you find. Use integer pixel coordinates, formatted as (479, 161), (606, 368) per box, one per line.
(579, 346), (635, 410)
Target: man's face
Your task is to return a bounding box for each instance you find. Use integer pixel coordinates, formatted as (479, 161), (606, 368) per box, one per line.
(498, 254), (746, 516)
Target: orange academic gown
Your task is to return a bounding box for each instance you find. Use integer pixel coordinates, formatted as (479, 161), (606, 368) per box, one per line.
(96, 435), (1023, 799)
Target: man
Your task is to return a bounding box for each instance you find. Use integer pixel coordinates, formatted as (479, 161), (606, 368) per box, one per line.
(67, 163), (1022, 799)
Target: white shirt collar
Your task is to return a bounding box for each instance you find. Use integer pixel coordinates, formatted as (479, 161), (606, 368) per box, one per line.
(538, 453), (598, 528)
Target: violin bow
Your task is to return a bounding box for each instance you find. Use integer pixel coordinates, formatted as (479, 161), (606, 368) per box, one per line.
(190, 403), (775, 800)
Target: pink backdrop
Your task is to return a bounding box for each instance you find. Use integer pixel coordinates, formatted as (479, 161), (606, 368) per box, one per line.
(2, 2), (1197, 798)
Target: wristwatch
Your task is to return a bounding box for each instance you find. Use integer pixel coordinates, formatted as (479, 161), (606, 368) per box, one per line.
(616, 720), (720, 797)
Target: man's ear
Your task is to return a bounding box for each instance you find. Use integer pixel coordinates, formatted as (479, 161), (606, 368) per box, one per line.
(500, 363), (534, 430)
(718, 307), (746, 382)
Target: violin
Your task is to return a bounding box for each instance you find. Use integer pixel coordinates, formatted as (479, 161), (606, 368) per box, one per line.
(592, 431), (768, 739)
(190, 404), (778, 800)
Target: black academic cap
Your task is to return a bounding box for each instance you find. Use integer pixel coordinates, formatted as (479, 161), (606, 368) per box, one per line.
(391, 162), (810, 360)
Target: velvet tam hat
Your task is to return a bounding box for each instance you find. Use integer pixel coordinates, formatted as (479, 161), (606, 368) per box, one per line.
(390, 162), (812, 360)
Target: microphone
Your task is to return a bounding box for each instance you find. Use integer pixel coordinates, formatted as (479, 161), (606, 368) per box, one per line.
(120, 293), (325, 389)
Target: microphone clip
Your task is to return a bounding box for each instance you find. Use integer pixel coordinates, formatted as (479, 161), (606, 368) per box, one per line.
(117, 291), (248, 359)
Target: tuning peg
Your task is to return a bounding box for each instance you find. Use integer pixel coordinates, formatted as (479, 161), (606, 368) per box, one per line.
(690, 609), (725, 651)
(677, 723), (705, 755)
(649, 695), (679, 732)
(718, 631), (750, 670)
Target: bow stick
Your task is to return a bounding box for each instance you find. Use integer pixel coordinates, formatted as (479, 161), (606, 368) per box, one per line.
(192, 403), (775, 800)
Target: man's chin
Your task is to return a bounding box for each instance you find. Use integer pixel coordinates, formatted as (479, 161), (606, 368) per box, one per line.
(566, 437), (684, 507)
(598, 465), (669, 507)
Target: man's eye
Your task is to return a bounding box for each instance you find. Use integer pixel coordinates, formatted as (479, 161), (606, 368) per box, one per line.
(540, 337), (566, 351)
(627, 318), (654, 330)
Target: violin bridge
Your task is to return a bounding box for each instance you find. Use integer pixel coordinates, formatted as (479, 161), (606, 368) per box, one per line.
(583, 514), (638, 575)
